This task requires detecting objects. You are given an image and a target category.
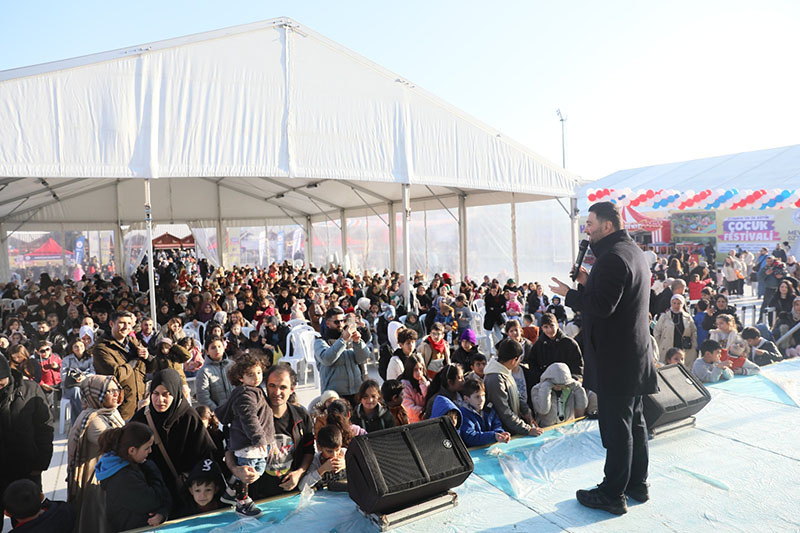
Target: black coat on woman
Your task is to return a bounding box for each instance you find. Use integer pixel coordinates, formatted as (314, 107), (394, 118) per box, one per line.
(483, 292), (507, 330)
(564, 229), (658, 396)
(130, 370), (215, 506)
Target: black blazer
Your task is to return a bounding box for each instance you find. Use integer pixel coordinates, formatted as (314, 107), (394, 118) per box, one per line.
(565, 230), (658, 397)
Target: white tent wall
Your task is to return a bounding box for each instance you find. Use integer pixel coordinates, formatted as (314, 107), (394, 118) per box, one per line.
(0, 17), (580, 284)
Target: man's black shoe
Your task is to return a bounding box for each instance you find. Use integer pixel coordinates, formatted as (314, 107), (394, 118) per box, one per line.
(624, 482), (650, 503)
(576, 487), (628, 515)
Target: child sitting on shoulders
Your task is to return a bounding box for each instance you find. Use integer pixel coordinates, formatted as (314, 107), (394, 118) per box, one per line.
(692, 339), (734, 383)
(299, 425), (347, 492)
(181, 459), (225, 517)
(353, 379), (396, 432)
(214, 353), (274, 518)
(381, 379), (409, 426)
(741, 326), (782, 366)
(531, 362), (588, 428)
(458, 378), (511, 447)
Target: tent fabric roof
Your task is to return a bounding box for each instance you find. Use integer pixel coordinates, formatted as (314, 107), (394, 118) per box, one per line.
(581, 144), (800, 196)
(0, 17), (577, 227)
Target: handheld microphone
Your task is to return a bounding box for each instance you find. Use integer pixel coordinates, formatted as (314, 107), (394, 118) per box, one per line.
(571, 240), (590, 281)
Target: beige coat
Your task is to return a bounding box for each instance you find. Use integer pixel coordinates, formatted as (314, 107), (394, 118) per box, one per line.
(67, 408), (125, 533)
(653, 311), (698, 368)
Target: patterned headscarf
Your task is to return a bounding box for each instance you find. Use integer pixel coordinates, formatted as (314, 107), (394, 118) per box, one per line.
(67, 375), (125, 476)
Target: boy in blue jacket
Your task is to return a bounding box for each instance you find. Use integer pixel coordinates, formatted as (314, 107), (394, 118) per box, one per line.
(457, 379), (511, 447)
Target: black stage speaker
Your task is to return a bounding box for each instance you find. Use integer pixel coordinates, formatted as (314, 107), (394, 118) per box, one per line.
(346, 417), (474, 515)
(643, 363), (711, 430)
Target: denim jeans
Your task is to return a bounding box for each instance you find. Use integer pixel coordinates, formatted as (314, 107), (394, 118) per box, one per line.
(237, 456), (267, 477)
(62, 386), (83, 421)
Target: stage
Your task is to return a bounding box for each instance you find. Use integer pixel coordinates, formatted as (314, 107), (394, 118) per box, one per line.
(141, 359), (800, 532)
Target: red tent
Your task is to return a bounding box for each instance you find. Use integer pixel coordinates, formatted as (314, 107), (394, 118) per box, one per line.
(622, 206), (671, 242)
(25, 237), (73, 258)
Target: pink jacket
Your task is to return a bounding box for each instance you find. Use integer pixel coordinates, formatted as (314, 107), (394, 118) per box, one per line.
(401, 379), (429, 423)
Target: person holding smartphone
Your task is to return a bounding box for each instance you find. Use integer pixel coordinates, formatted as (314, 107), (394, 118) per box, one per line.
(314, 307), (371, 406)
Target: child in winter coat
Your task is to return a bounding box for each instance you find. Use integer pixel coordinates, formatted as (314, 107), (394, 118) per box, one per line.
(400, 356), (429, 423)
(352, 379), (396, 432)
(195, 336), (233, 410)
(179, 458), (225, 517)
(381, 379), (409, 426)
(531, 363), (588, 428)
(458, 379), (511, 447)
(94, 422), (171, 532)
(214, 353), (275, 518)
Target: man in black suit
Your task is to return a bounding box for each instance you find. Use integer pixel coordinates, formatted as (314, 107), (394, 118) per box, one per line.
(550, 202), (658, 515)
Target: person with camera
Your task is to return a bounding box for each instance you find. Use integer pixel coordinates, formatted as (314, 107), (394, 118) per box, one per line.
(653, 294), (698, 368)
(314, 307), (370, 407)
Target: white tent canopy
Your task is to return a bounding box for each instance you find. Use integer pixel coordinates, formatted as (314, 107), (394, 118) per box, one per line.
(0, 17), (578, 292)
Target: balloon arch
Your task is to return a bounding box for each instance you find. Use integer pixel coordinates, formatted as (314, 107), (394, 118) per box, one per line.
(587, 188), (800, 211)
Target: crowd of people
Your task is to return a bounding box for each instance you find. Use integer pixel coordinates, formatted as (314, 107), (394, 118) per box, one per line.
(0, 237), (797, 531)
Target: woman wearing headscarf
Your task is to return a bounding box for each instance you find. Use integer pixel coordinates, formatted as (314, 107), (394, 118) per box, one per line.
(130, 369), (216, 513)
(66, 375), (125, 533)
(653, 294), (698, 368)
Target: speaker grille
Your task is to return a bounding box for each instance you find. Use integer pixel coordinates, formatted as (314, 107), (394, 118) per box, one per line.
(368, 432), (423, 489)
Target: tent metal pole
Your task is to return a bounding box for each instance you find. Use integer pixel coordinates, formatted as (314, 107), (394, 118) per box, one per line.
(402, 184), (412, 308)
(305, 216), (312, 267)
(340, 209), (347, 271)
(216, 183), (225, 269)
(114, 181), (124, 276)
(144, 179), (158, 323)
(388, 202), (397, 272)
(458, 195), (467, 280)
(511, 193), (519, 284)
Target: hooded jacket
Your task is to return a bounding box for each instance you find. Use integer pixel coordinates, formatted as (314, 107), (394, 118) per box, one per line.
(430, 395), (462, 429)
(483, 358), (531, 435)
(96, 455), (172, 532)
(0, 367), (54, 481)
(458, 402), (504, 447)
(195, 356), (233, 410)
(531, 363), (588, 428)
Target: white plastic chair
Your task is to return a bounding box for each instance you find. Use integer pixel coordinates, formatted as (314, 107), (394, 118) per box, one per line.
(59, 396), (72, 435)
(0, 298), (13, 315)
(240, 326), (255, 338)
(279, 325), (316, 379)
(12, 298), (25, 311)
(286, 318), (309, 329)
(471, 299), (485, 313)
(387, 321), (403, 352)
(183, 322), (201, 341)
(299, 329), (321, 388)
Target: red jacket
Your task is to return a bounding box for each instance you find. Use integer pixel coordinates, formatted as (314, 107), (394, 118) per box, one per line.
(38, 354), (63, 387)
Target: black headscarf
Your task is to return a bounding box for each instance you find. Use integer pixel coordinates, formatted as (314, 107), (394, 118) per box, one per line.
(0, 356), (11, 403)
(149, 369), (188, 431)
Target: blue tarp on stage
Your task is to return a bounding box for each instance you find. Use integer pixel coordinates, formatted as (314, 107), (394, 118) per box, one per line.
(148, 359), (800, 532)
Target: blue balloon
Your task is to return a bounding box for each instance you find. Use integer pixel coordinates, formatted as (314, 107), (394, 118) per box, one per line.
(768, 199), (776, 207)
(782, 190), (790, 197)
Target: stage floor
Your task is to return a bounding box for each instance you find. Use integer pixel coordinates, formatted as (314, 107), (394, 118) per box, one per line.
(139, 358), (800, 532)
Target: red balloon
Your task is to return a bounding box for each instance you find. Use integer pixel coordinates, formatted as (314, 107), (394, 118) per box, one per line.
(588, 193), (596, 202)
(646, 190), (655, 199)
(603, 189), (610, 196)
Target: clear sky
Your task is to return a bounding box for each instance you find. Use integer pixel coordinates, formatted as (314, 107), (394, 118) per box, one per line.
(1, 0), (799, 182)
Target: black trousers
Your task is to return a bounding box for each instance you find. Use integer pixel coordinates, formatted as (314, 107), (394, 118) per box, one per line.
(596, 393), (649, 497)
